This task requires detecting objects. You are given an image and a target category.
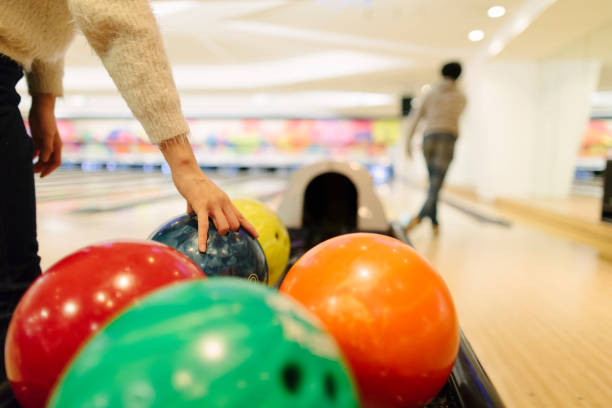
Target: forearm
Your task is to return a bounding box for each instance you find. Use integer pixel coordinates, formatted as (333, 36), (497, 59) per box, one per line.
(30, 93), (56, 114)
(406, 107), (424, 147)
(406, 119), (419, 146)
(406, 128), (415, 144)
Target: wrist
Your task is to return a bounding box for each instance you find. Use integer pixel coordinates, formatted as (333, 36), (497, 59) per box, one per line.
(31, 93), (55, 113)
(160, 134), (200, 174)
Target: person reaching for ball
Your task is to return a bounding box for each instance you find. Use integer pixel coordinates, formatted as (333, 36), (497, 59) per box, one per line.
(0, 1), (256, 405)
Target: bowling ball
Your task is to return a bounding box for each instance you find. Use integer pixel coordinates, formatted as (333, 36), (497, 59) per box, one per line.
(48, 279), (359, 408)
(5, 241), (203, 408)
(149, 213), (268, 283)
(280, 233), (459, 408)
(232, 198), (290, 286)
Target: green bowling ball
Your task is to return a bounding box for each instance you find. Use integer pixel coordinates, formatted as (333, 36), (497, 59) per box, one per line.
(48, 279), (359, 408)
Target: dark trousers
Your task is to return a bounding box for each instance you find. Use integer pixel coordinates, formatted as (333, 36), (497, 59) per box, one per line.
(0, 55), (41, 408)
(417, 132), (456, 226)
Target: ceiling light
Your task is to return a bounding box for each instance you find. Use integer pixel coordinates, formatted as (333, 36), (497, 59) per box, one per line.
(488, 41), (504, 56)
(468, 30), (485, 42)
(488, 6), (506, 18)
(513, 18), (529, 35)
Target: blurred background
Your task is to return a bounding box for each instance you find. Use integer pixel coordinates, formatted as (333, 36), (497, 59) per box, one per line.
(16, 0), (612, 198)
(18, 2), (612, 406)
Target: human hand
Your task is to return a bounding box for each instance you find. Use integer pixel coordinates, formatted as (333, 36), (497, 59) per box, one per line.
(160, 136), (258, 252)
(29, 94), (62, 178)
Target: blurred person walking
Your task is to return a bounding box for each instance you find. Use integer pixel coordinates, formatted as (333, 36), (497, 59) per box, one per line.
(405, 62), (466, 235)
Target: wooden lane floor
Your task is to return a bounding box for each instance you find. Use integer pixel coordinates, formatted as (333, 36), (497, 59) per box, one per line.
(35, 169), (287, 269)
(35, 171), (612, 407)
(381, 181), (612, 408)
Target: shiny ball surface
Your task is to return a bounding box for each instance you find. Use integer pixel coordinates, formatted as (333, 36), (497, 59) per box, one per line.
(280, 233), (459, 408)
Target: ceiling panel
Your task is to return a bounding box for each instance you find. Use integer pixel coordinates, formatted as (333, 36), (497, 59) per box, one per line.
(54, 0), (612, 116)
(499, 0), (612, 59)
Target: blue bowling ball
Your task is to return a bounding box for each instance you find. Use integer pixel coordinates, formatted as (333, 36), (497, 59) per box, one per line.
(150, 213), (268, 283)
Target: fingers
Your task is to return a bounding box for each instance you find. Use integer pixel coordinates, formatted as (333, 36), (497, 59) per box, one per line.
(40, 136), (62, 178)
(237, 212), (258, 238)
(40, 150), (61, 178)
(33, 133), (62, 177)
(29, 102), (61, 169)
(194, 205), (232, 253)
(172, 168), (253, 249)
(223, 205), (240, 232)
(33, 160), (45, 174)
(33, 161), (50, 176)
(39, 135), (54, 162)
(211, 208), (229, 236)
(196, 213), (209, 253)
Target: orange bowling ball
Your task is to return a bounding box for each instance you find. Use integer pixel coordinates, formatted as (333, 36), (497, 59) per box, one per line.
(280, 233), (459, 408)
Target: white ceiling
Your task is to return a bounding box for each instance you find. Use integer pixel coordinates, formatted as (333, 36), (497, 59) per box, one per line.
(20, 0), (612, 116)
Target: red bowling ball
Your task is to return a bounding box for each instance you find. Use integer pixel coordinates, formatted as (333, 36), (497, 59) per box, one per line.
(4, 241), (204, 408)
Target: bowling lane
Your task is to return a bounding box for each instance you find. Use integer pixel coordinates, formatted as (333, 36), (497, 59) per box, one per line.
(36, 170), (612, 408)
(36, 169), (288, 269)
(380, 180), (612, 408)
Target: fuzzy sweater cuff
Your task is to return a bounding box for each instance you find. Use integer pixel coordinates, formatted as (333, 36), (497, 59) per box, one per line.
(26, 59), (65, 97)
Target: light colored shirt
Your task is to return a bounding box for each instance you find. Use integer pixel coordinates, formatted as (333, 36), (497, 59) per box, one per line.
(0, 0), (188, 145)
(407, 78), (467, 140)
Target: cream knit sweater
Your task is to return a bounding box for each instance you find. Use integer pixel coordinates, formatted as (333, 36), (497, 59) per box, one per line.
(407, 78), (466, 140)
(0, 0), (189, 145)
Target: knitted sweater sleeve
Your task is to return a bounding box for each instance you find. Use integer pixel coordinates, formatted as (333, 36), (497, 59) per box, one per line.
(67, 0), (189, 145)
(26, 59), (65, 97)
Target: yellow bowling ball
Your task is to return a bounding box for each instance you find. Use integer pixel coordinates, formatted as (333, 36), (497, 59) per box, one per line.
(232, 198), (290, 286)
